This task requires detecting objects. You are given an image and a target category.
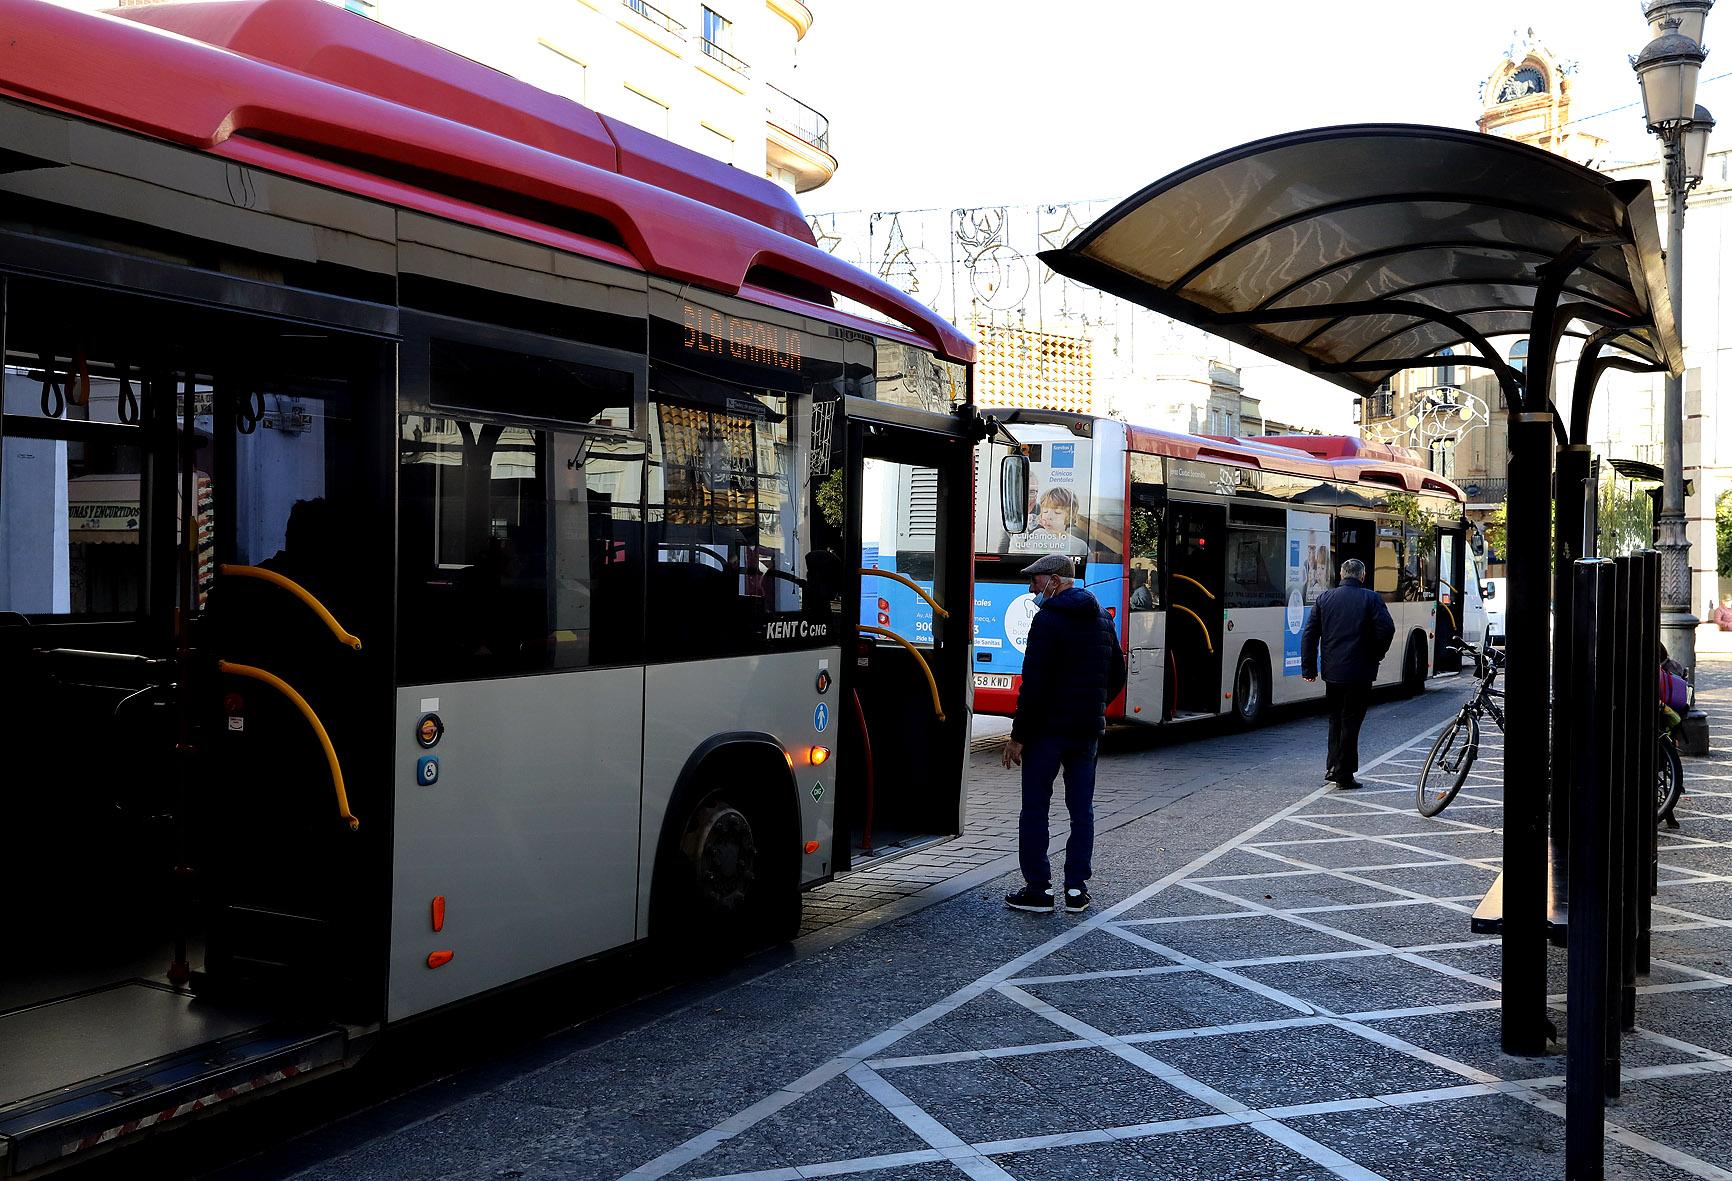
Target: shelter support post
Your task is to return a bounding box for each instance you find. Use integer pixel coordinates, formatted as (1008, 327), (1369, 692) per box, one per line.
(1552, 443), (1595, 871)
(1503, 406), (1554, 1055)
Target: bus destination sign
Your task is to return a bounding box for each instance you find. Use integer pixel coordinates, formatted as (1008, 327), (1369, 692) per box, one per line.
(681, 303), (802, 376)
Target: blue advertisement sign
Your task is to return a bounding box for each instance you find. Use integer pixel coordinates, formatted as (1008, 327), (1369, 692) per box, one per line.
(972, 564), (1124, 678)
(859, 546), (937, 649)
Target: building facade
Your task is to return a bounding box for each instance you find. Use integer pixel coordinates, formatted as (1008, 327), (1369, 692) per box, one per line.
(91, 0), (836, 193)
(807, 201), (1346, 436)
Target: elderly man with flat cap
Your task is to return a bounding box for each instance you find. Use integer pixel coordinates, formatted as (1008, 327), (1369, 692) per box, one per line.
(1002, 553), (1126, 914)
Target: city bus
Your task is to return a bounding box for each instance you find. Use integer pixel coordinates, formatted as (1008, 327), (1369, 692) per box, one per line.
(0, 1), (978, 1171)
(970, 410), (1482, 728)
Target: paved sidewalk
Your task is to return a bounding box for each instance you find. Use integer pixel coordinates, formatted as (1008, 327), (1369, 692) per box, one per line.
(616, 673), (1732, 1181)
(798, 707), (1273, 940)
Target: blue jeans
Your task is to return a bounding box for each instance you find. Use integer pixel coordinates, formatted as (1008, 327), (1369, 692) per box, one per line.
(1018, 734), (1098, 890)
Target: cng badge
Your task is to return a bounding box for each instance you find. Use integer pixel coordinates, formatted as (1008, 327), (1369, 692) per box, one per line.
(416, 755), (440, 787)
(813, 703), (829, 733)
(811, 780), (825, 802)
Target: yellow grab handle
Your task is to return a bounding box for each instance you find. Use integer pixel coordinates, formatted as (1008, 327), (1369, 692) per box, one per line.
(1172, 573), (1216, 600)
(860, 568), (949, 619)
(219, 564), (362, 651)
(1437, 599), (1457, 631)
(219, 660), (359, 831)
(1170, 603), (1215, 654)
(857, 625), (946, 721)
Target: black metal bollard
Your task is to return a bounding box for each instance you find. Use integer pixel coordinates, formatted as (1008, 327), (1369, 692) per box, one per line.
(1604, 558), (1630, 1094)
(1566, 558), (1615, 1181)
(1619, 556), (1643, 1035)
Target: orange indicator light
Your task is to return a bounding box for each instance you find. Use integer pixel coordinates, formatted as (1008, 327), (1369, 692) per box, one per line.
(809, 746), (830, 766)
(804, 840), (820, 854)
(427, 950), (453, 969)
(431, 895), (446, 932)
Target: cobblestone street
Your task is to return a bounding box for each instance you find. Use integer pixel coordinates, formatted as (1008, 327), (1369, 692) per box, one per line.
(218, 665), (1732, 1181)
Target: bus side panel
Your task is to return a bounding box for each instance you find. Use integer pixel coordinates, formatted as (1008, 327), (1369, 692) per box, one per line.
(1227, 607), (1325, 705)
(387, 669), (644, 1022)
(637, 646), (843, 935)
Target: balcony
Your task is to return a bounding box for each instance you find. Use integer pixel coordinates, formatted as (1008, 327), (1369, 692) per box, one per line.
(700, 38), (750, 77)
(621, 0), (685, 38)
(765, 83), (837, 192)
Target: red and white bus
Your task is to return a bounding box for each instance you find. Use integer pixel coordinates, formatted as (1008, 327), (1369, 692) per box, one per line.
(0, 1), (978, 1172)
(972, 410), (1483, 727)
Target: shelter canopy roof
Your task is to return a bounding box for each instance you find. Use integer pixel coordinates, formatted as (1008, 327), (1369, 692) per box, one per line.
(1041, 124), (1680, 399)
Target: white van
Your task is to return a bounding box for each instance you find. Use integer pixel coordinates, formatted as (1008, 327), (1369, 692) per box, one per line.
(1481, 576), (1506, 645)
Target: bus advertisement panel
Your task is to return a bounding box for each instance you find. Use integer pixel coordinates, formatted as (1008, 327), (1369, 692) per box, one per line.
(972, 427), (1094, 685)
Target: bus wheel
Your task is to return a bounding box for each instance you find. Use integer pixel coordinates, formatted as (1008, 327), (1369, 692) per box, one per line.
(654, 786), (798, 960)
(1401, 634), (1427, 696)
(1231, 649), (1270, 728)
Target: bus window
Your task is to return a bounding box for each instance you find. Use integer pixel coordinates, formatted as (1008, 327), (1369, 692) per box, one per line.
(397, 416), (646, 679)
(1225, 506), (1285, 609)
(1373, 522), (1402, 599)
(646, 367), (817, 660)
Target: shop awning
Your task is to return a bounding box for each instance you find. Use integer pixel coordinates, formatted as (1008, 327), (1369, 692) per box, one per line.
(1040, 124), (1681, 399)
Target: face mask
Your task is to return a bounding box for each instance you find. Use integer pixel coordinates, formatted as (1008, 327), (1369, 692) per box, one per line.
(1034, 590), (1049, 606)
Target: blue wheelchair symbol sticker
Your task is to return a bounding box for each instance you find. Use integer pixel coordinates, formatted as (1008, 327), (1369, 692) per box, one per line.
(813, 703), (829, 733)
(417, 755), (440, 786)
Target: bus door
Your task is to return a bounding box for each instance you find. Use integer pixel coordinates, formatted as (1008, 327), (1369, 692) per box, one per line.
(1124, 483), (1165, 724)
(1165, 500), (1226, 718)
(0, 272), (389, 1165)
(1434, 524), (1466, 670)
(841, 411), (973, 870)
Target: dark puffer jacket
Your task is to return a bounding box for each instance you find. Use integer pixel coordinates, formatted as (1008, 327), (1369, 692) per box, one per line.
(1011, 586), (1127, 742)
(1300, 576), (1396, 684)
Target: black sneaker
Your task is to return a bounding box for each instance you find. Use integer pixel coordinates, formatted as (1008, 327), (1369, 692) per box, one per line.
(1005, 885), (1055, 912)
(1063, 887), (1090, 913)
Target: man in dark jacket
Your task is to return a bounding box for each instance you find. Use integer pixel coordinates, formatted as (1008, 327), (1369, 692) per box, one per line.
(1003, 553), (1127, 913)
(1301, 557), (1396, 789)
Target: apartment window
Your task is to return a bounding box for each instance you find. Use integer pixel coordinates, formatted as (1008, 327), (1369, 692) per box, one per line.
(1367, 385), (1394, 420)
(624, 86), (670, 138)
(1434, 347), (1456, 390)
(1429, 437), (1456, 479)
(340, 0), (377, 14)
(703, 6), (731, 46)
(1510, 339), (1528, 375)
(702, 123), (736, 165)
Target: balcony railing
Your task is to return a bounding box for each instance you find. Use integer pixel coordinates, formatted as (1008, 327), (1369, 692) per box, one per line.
(622, 0), (685, 37)
(700, 38), (750, 76)
(767, 83), (830, 153)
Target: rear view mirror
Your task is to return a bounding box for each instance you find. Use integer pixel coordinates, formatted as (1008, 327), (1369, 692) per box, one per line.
(1000, 453), (1030, 534)
(1481, 581), (1494, 600)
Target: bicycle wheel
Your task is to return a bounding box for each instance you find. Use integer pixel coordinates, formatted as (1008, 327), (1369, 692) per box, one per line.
(1657, 731), (1684, 823)
(1417, 710), (1480, 817)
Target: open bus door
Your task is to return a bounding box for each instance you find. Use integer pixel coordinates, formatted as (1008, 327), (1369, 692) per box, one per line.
(1434, 523), (1467, 671)
(0, 275), (390, 1173)
(836, 405), (974, 871)
(1164, 501), (1226, 718)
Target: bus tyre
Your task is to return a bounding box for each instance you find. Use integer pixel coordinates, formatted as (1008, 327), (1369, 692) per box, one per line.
(1231, 649), (1270, 728)
(1401, 633), (1427, 697)
(653, 786), (799, 961)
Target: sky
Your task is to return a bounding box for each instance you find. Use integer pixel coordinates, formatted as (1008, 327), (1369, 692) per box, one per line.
(794, 0), (1725, 215)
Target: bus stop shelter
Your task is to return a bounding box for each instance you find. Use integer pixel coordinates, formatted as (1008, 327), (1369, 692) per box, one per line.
(1040, 124), (1681, 1063)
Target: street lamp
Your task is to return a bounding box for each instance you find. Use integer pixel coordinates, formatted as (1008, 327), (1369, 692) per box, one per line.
(1634, 4), (1711, 696)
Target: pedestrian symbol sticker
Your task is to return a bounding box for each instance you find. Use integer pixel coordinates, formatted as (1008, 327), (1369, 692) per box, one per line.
(811, 781), (825, 802)
(814, 703), (829, 732)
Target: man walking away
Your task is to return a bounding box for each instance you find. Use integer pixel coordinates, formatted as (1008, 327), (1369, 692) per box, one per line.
(1301, 558), (1395, 790)
(1002, 554), (1127, 913)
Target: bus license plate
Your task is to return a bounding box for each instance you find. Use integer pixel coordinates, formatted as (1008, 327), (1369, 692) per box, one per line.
(974, 673), (1013, 689)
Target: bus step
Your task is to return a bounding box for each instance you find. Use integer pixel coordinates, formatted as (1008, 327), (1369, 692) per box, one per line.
(203, 907), (344, 1004)
(0, 983), (347, 1177)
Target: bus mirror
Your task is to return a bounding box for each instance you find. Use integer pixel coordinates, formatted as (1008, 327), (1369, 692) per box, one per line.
(1000, 453), (1030, 534)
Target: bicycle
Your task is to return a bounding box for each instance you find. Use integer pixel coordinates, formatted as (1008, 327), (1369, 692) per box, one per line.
(1416, 639), (1504, 818)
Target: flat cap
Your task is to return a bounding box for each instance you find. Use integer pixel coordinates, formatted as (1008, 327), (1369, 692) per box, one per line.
(1021, 553), (1074, 577)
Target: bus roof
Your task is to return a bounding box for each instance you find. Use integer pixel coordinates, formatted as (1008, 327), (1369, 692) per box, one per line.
(990, 409), (1463, 502)
(0, 0), (974, 364)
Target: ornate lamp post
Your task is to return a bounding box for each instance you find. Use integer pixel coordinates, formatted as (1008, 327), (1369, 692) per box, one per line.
(1633, 0), (1712, 684)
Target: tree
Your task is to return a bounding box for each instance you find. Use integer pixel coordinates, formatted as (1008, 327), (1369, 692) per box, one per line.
(1597, 479), (1654, 558)
(1718, 488), (1732, 577)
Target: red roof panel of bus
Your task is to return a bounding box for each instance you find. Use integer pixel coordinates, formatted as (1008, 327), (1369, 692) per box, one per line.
(1245, 434), (1425, 467)
(0, 0), (975, 363)
(1124, 424), (1463, 501)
